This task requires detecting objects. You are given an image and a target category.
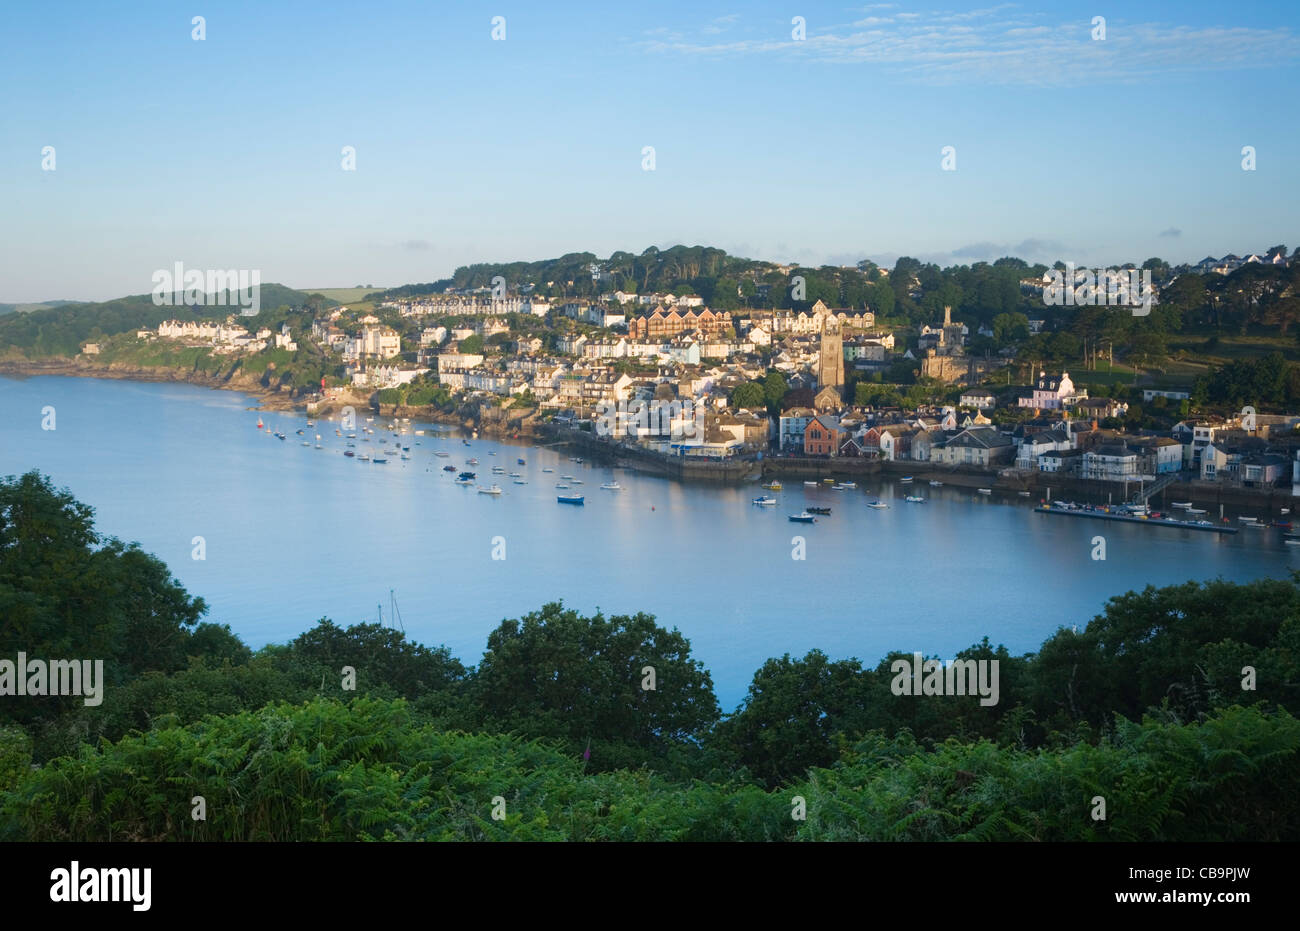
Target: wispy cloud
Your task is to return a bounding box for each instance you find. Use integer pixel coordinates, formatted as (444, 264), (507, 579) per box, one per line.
(1158, 227), (1182, 238)
(702, 14), (741, 36)
(638, 7), (1300, 86)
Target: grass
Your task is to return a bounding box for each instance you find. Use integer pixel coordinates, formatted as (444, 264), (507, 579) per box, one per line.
(302, 288), (385, 304)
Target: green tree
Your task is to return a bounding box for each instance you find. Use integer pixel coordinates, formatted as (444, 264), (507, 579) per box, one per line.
(731, 382), (765, 409)
(468, 602), (720, 770)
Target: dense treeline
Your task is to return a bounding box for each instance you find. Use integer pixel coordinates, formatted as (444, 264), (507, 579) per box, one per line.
(2, 471), (1298, 840)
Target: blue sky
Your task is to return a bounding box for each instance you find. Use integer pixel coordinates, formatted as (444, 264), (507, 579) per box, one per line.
(1, 0), (1297, 302)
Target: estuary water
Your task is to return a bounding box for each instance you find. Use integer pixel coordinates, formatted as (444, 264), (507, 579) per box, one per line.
(2, 375), (1294, 709)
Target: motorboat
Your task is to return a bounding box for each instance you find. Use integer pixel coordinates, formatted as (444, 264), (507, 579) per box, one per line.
(752, 495), (778, 506)
(899, 476), (913, 483)
(478, 485), (503, 495)
(807, 506), (831, 515)
(557, 494), (585, 505)
(804, 481), (819, 487)
(788, 512), (817, 523)
(600, 482), (621, 490)
(905, 495), (925, 503)
(929, 481), (944, 487)
(442, 465), (456, 472)
(762, 481), (783, 491)
(867, 501), (889, 509)
(978, 488), (992, 495)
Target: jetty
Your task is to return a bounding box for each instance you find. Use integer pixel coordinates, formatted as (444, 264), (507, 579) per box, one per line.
(1034, 505), (1238, 534)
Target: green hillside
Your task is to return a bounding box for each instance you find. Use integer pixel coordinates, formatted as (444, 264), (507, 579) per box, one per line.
(0, 284), (336, 358)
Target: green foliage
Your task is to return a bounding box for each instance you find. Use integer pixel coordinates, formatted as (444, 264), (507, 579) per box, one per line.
(468, 602), (720, 771)
(0, 472), (208, 740)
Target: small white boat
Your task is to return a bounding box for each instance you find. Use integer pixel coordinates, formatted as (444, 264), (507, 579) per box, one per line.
(752, 495), (778, 507)
(788, 512), (817, 523)
(978, 488), (992, 495)
(600, 482), (621, 490)
(509, 472), (522, 477)
(929, 481), (943, 487)
(804, 481), (819, 487)
(571, 479), (584, 485)
(1239, 516), (1259, 523)
(1018, 491), (1031, 497)
(867, 501), (889, 509)
(478, 485), (503, 495)
(561, 474), (575, 480)
(900, 477), (913, 483)
(1187, 508), (1207, 515)
(837, 481), (857, 489)
(905, 495), (925, 503)
(542, 468), (554, 473)
(555, 483), (570, 489)
(1286, 539), (1300, 546)
(513, 479), (528, 485)
(435, 452), (450, 458)
(491, 466), (505, 474)
(1170, 502), (1193, 509)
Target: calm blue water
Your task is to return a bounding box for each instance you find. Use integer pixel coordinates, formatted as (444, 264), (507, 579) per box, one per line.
(2, 375), (1295, 709)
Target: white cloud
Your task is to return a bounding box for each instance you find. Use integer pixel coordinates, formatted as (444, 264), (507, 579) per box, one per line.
(638, 8), (1300, 86)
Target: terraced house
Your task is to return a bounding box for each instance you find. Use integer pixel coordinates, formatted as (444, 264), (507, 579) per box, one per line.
(628, 306), (733, 339)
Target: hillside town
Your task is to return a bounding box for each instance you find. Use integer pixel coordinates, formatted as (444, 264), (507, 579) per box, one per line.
(131, 245), (1300, 498)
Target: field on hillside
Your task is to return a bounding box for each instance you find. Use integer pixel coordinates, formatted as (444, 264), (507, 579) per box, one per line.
(301, 287), (385, 304)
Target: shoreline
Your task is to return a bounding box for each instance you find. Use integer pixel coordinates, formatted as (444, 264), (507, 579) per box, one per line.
(0, 357), (306, 412)
(6, 361), (1296, 510)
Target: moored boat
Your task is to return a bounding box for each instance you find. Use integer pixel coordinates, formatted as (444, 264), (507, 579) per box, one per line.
(807, 506), (831, 515)
(557, 494), (584, 505)
(867, 501), (889, 509)
(478, 484), (503, 495)
(752, 495), (778, 506)
(905, 495), (925, 503)
(978, 488), (992, 495)
(788, 512), (817, 523)
(929, 480), (943, 487)
(600, 482), (621, 490)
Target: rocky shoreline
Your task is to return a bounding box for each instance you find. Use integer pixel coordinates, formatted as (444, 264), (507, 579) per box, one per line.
(0, 357), (306, 411)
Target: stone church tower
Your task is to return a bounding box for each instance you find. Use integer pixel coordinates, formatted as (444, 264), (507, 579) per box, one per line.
(816, 316), (844, 397)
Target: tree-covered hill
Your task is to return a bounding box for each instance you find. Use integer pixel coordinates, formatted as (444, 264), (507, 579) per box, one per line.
(0, 284), (336, 358)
